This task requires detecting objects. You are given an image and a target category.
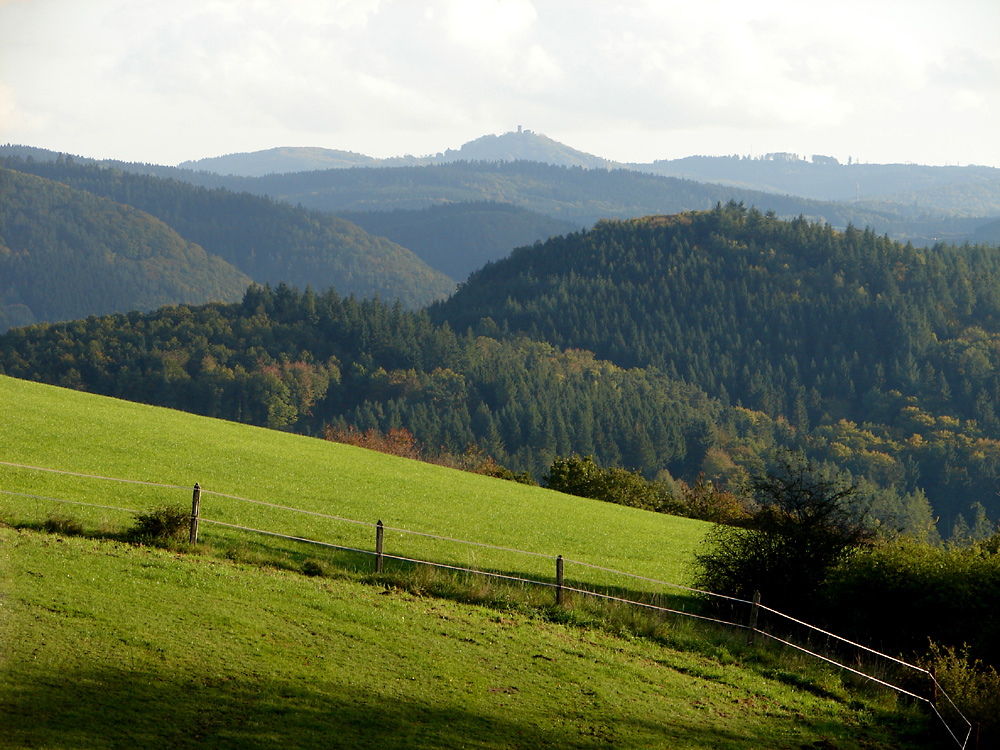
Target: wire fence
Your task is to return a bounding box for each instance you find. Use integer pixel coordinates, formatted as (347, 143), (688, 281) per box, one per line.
(0, 459), (974, 748)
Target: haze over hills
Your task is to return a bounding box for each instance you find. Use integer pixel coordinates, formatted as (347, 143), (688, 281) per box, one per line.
(179, 146), (381, 176)
(5, 136), (998, 247)
(177, 128), (613, 175)
(337, 202), (579, 281)
(640, 153), (1000, 205)
(168, 129), (1000, 230)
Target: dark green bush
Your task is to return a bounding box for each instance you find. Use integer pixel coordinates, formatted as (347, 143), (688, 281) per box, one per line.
(822, 538), (1000, 669)
(544, 454), (679, 513)
(302, 559), (326, 577)
(126, 505), (189, 544)
(693, 455), (875, 618)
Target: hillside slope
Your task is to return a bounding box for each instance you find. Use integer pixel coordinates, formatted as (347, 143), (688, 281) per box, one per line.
(0, 167), (250, 331)
(1, 156), (455, 309)
(4, 144), (991, 245)
(643, 153), (1000, 205)
(179, 145), (380, 175)
(0, 374), (935, 749)
(0, 527), (930, 750)
(0, 373), (707, 583)
(338, 201), (579, 281)
(432, 203), (1000, 527)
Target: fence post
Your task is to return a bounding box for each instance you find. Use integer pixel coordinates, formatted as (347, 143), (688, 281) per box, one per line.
(746, 590), (761, 645)
(555, 555), (564, 606)
(189, 483), (201, 544)
(376, 520), (384, 573)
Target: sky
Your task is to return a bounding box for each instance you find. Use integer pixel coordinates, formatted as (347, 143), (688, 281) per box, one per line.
(2, 0), (999, 168)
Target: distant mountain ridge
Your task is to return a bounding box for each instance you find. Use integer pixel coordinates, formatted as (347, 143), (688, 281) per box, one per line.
(179, 146), (380, 176)
(4, 139), (998, 246)
(178, 128), (613, 176)
(641, 153), (1000, 206)
(168, 130), (1000, 217)
(337, 202), (580, 282)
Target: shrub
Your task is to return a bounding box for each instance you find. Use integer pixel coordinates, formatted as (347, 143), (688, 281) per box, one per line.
(544, 454), (679, 513)
(676, 475), (749, 524)
(693, 453), (875, 617)
(919, 642), (1000, 747)
(126, 505), (189, 544)
(822, 538), (1000, 669)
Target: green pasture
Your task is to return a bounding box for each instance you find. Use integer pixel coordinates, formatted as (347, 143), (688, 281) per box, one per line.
(0, 527), (929, 749)
(0, 375), (707, 599)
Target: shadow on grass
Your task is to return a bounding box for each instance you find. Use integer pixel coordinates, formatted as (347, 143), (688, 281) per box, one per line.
(0, 662), (927, 750)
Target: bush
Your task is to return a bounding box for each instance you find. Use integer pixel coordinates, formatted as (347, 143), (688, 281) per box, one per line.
(919, 643), (1000, 747)
(126, 505), (189, 544)
(544, 454), (679, 513)
(822, 538), (1000, 669)
(693, 453), (875, 617)
(676, 475), (749, 524)
(302, 559), (326, 577)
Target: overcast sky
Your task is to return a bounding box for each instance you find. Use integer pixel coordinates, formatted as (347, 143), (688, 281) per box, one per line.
(2, 0), (998, 167)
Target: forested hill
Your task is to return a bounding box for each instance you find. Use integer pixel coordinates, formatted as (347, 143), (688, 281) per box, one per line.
(434, 203), (1000, 527)
(190, 160), (884, 229)
(337, 202), (579, 281)
(0, 285), (730, 491)
(643, 153), (1000, 206)
(1, 156), (455, 309)
(0, 167), (250, 331)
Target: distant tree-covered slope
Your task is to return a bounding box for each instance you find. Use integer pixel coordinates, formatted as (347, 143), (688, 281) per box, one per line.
(1, 156), (455, 308)
(0, 284), (729, 483)
(643, 153), (1000, 205)
(203, 160), (881, 229)
(433, 203), (1000, 526)
(338, 202), (579, 281)
(176, 129), (613, 175)
(973, 217), (1000, 245)
(0, 281), (954, 537)
(0, 167), (251, 331)
(179, 146), (380, 176)
(436, 129), (614, 169)
(4, 145), (992, 245)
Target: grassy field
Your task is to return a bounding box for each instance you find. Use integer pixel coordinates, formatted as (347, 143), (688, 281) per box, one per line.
(1, 526), (930, 749)
(0, 374), (708, 597)
(0, 375), (936, 748)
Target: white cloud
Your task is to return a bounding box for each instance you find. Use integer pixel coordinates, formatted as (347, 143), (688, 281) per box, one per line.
(1, 0), (998, 166)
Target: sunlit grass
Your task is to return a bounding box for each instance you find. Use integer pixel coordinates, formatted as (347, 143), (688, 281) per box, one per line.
(0, 374), (706, 599)
(0, 527), (932, 749)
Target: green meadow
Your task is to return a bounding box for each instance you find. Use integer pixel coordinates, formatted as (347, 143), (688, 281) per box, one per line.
(0, 375), (933, 748)
(0, 374), (707, 596)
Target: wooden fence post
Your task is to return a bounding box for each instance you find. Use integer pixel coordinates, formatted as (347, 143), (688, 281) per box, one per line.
(747, 590), (761, 646)
(189, 483), (201, 544)
(376, 520), (384, 573)
(555, 555), (564, 606)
